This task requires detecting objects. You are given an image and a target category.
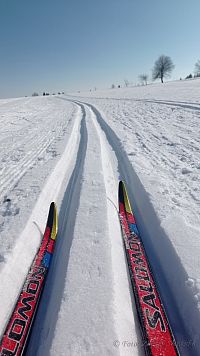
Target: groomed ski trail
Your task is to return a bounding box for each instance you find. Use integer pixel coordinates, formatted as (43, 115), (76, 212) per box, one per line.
(0, 102), (82, 339)
(10, 97), (200, 356)
(73, 100), (200, 356)
(0, 97), (77, 260)
(26, 101), (142, 356)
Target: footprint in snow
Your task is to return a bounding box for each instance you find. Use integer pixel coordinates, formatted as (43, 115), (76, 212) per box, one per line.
(181, 167), (193, 174)
(1, 197), (20, 217)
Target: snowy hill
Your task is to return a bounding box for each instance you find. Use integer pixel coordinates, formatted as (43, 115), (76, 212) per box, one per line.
(0, 78), (200, 355)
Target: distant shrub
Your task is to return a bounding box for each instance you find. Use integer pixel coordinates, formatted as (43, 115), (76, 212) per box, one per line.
(32, 92), (39, 96)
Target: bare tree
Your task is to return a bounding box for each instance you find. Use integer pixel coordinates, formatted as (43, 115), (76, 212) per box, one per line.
(138, 74), (148, 85)
(111, 84), (115, 89)
(194, 60), (200, 76)
(124, 79), (130, 87)
(32, 92), (39, 96)
(152, 55), (175, 83)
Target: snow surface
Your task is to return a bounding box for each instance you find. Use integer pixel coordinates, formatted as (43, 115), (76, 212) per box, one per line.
(0, 79), (200, 356)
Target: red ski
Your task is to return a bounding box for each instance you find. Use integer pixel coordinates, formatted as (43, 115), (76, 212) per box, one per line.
(118, 181), (179, 356)
(0, 202), (58, 356)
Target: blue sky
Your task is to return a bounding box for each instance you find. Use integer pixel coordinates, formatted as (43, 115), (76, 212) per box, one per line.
(0, 0), (199, 97)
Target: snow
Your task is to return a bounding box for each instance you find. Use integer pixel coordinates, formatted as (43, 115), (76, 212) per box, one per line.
(0, 78), (200, 355)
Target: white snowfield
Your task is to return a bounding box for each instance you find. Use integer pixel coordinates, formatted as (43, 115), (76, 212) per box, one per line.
(0, 78), (200, 356)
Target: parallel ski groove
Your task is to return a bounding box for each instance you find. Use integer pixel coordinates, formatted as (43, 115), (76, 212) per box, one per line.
(0, 135), (55, 199)
(69, 99), (199, 356)
(25, 105), (88, 355)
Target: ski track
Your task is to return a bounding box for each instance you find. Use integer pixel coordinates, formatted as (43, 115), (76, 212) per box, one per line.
(26, 96), (200, 356)
(0, 97), (81, 337)
(1, 86), (200, 356)
(61, 98), (200, 356)
(0, 97), (77, 257)
(26, 104), (88, 356)
(26, 100), (144, 356)
(0, 135), (54, 200)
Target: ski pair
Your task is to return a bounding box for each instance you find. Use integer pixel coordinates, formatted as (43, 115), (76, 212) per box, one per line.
(118, 181), (179, 356)
(0, 202), (58, 356)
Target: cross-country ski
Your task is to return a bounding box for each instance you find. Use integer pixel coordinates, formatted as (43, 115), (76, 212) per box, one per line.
(0, 202), (58, 356)
(118, 180), (179, 355)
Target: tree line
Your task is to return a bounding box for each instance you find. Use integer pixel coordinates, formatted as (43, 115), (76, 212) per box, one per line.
(32, 91), (65, 97)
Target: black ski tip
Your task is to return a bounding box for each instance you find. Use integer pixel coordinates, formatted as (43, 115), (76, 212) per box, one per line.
(46, 202), (56, 230)
(50, 201), (56, 210)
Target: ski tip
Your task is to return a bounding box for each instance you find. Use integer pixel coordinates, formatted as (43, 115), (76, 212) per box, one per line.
(118, 181), (133, 214)
(50, 201), (56, 208)
(119, 180), (126, 196)
(51, 202), (58, 240)
(119, 180), (123, 189)
(47, 202), (58, 240)
(118, 180), (124, 204)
